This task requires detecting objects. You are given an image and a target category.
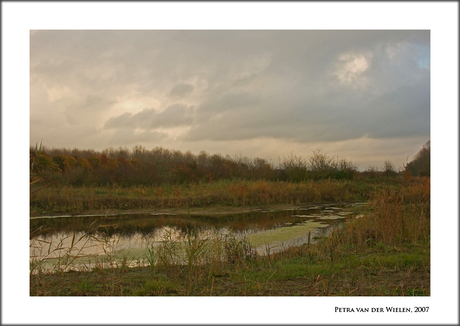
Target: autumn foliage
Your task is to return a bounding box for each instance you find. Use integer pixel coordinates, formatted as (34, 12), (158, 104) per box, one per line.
(29, 142), (427, 188)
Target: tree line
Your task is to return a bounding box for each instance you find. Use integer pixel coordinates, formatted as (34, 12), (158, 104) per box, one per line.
(30, 142), (429, 187)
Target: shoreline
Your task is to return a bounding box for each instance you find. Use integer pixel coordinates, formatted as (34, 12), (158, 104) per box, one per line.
(30, 201), (368, 219)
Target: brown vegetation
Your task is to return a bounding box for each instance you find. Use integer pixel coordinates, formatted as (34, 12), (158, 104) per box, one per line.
(30, 181), (430, 296)
(31, 143), (428, 189)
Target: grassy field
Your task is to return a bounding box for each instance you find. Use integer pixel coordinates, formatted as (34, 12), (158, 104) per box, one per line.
(30, 177), (416, 217)
(30, 177), (430, 296)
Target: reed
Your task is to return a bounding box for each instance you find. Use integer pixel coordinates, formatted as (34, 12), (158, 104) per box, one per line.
(30, 177), (430, 296)
(332, 179), (430, 251)
(30, 178), (416, 216)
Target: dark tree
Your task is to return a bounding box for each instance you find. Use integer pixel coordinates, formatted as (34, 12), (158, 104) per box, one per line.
(405, 141), (430, 176)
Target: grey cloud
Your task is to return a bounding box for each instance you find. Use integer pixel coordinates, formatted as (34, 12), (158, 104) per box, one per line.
(178, 32), (430, 143)
(104, 104), (193, 130)
(104, 112), (133, 129)
(169, 83), (194, 98)
(82, 95), (113, 108)
(153, 103), (194, 127)
(198, 91), (260, 116)
(183, 68), (429, 144)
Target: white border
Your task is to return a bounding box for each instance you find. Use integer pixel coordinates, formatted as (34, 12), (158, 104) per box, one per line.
(2, 1), (458, 325)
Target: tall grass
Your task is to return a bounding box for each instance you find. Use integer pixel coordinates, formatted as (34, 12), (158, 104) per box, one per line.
(30, 178), (399, 216)
(31, 178), (430, 296)
(334, 178), (430, 250)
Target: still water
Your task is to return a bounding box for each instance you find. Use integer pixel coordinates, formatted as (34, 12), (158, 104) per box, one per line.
(30, 202), (366, 268)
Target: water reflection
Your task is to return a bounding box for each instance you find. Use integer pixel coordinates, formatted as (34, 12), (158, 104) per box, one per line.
(30, 202), (367, 260)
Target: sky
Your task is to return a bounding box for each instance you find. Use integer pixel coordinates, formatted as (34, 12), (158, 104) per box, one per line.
(30, 30), (430, 170)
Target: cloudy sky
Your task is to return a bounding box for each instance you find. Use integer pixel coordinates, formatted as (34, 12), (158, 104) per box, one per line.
(30, 30), (430, 170)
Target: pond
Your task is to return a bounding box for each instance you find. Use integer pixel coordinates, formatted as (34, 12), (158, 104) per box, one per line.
(30, 202), (366, 272)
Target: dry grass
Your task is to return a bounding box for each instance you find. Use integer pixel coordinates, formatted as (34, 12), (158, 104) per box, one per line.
(29, 177), (405, 216)
(30, 176), (430, 296)
(337, 178), (430, 250)
(30, 178), (430, 296)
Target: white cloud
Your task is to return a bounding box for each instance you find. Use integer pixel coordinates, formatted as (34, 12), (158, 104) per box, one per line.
(333, 51), (372, 89)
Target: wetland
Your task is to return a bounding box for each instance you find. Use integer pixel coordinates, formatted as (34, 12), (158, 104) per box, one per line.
(30, 202), (366, 272)
(29, 145), (430, 296)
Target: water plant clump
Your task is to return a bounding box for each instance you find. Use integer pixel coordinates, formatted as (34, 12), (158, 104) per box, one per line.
(245, 221), (328, 247)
